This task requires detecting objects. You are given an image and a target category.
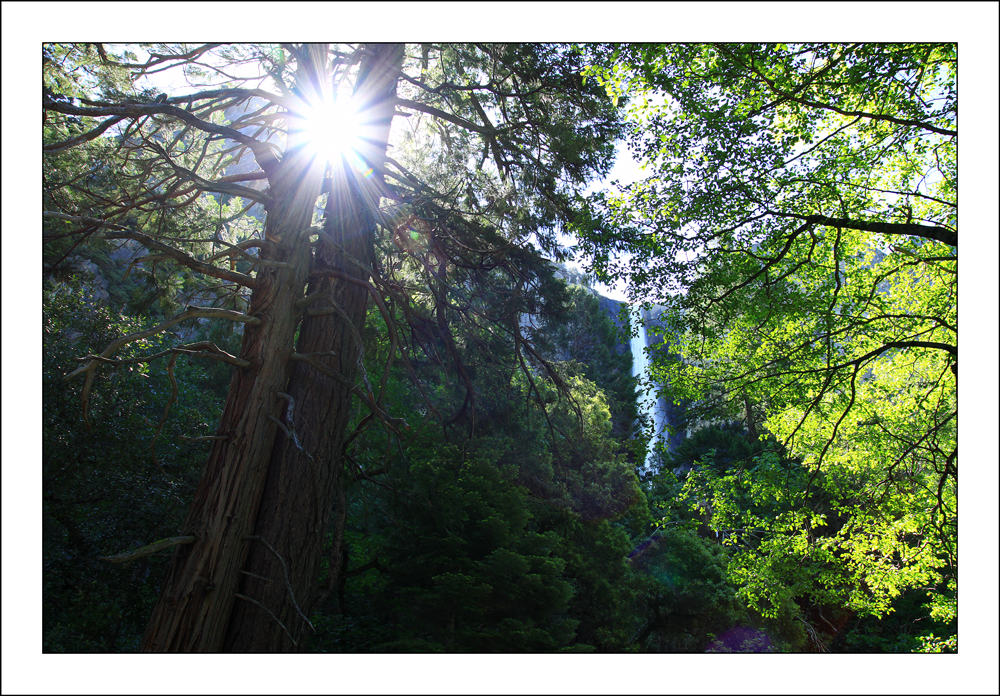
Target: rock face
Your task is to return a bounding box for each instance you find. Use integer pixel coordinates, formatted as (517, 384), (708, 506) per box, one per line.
(550, 264), (684, 467)
(54, 256), (111, 304)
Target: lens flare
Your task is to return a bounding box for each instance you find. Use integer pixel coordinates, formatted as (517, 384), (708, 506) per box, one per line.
(302, 98), (362, 164)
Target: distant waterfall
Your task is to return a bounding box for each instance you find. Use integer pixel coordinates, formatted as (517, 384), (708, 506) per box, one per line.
(630, 306), (665, 473)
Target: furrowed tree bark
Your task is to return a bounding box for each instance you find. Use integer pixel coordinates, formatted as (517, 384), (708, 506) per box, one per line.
(222, 44), (404, 652)
(139, 52), (331, 652)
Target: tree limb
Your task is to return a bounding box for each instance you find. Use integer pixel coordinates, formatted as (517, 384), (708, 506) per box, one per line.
(145, 140), (271, 204)
(100, 536), (195, 563)
(74, 341), (251, 369)
(66, 305), (260, 421)
(43, 213), (259, 287)
(43, 114), (128, 153)
(803, 214), (957, 247)
(42, 99), (282, 177)
(395, 98), (492, 135)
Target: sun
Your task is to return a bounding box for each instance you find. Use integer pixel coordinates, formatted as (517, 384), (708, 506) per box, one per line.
(301, 96), (363, 164)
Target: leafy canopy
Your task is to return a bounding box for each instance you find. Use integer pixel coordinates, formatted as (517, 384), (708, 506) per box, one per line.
(578, 43), (957, 626)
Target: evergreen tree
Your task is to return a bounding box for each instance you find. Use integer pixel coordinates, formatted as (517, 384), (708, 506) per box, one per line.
(42, 43), (623, 651)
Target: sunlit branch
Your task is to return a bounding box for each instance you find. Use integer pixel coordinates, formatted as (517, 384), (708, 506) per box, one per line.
(718, 44), (957, 138)
(67, 306), (260, 381)
(43, 114), (128, 153)
(394, 98), (492, 136)
(769, 211), (957, 247)
(398, 70), (545, 100)
(42, 99), (282, 178)
(43, 213), (258, 287)
(145, 141), (271, 204)
(200, 239), (290, 269)
(94, 42), (221, 73)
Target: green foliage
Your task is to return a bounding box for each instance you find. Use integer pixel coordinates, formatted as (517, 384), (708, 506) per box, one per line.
(545, 515), (647, 651)
(579, 43), (957, 640)
(834, 577), (957, 653)
(535, 285), (639, 441)
(637, 425), (810, 651)
(43, 283), (224, 651)
(310, 255), (651, 652)
(645, 419), (956, 653)
(371, 445), (579, 652)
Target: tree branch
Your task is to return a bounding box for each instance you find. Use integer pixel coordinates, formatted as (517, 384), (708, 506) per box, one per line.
(74, 341), (251, 370)
(100, 536), (195, 563)
(344, 556), (387, 578)
(777, 340), (956, 380)
(43, 213), (259, 287)
(67, 306), (260, 382)
(769, 211), (957, 247)
(145, 141), (271, 204)
(42, 99), (282, 177)
(43, 114), (128, 153)
(710, 219), (815, 305)
(395, 98), (492, 135)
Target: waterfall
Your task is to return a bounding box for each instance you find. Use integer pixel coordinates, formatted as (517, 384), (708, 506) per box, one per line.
(630, 305), (665, 473)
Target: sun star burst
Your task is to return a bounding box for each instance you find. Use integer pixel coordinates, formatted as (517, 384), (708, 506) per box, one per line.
(302, 97), (362, 164)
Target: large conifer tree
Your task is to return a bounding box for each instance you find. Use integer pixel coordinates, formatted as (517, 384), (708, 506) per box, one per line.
(43, 43), (622, 651)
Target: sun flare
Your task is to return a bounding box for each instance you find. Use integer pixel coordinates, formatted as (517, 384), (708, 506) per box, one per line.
(301, 97), (363, 164)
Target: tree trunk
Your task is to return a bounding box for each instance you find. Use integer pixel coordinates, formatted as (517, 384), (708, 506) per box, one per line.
(139, 148), (325, 650)
(139, 44), (329, 652)
(140, 43), (403, 652)
(223, 43), (403, 652)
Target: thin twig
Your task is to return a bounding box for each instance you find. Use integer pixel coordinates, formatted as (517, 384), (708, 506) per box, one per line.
(234, 593), (297, 647)
(239, 569), (273, 584)
(243, 535), (315, 633)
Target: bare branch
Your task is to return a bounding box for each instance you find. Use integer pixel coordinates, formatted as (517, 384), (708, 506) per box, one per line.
(67, 307), (259, 381)
(234, 593), (297, 646)
(243, 535), (315, 634)
(100, 536), (195, 563)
